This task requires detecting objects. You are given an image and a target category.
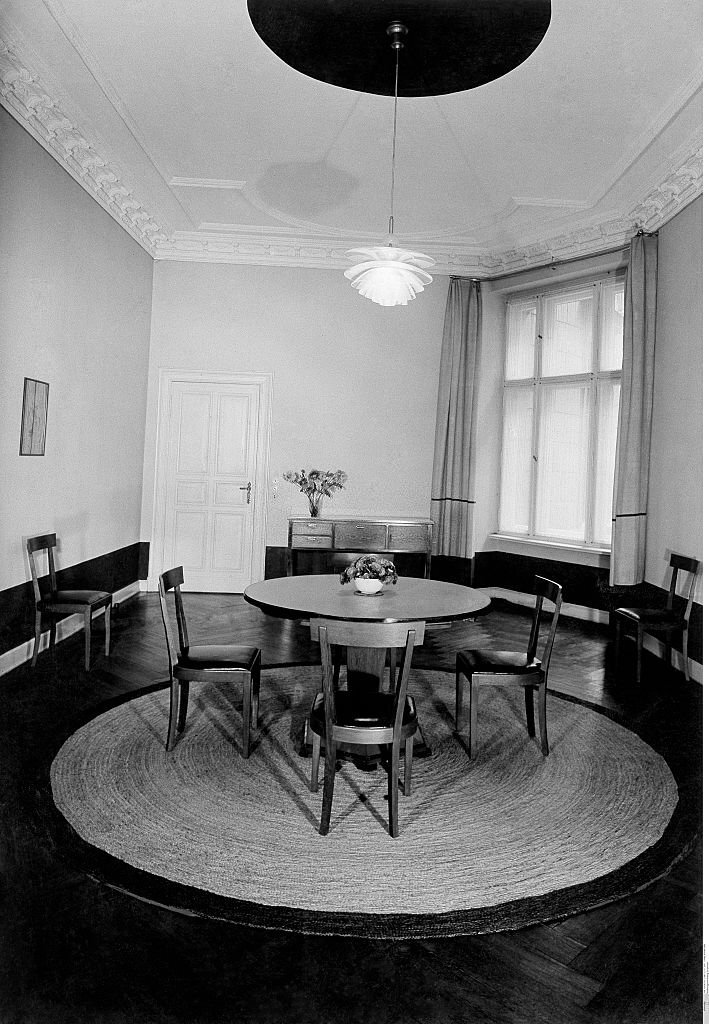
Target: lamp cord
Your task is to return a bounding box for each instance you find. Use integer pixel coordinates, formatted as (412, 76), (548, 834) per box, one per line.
(389, 46), (399, 239)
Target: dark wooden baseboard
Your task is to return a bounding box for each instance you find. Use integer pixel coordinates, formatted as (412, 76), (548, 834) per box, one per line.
(473, 550), (702, 664)
(0, 541), (149, 658)
(473, 550), (609, 609)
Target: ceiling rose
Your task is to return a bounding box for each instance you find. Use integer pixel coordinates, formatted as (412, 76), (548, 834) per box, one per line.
(246, 0), (552, 97)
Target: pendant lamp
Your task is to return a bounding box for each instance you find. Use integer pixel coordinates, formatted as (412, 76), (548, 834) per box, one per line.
(344, 22), (434, 306)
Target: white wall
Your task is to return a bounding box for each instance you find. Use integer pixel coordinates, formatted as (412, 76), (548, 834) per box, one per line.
(0, 108), (153, 589)
(647, 197), (703, 598)
(142, 262), (449, 555)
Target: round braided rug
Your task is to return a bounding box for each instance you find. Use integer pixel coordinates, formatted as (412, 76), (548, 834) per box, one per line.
(50, 667), (680, 938)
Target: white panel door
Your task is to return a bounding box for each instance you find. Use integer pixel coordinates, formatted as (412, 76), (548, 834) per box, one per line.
(160, 380), (262, 592)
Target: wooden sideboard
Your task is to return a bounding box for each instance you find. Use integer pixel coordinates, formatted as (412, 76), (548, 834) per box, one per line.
(287, 517), (433, 578)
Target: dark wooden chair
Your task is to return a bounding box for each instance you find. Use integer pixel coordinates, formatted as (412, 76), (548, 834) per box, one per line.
(27, 533), (112, 671)
(308, 618), (424, 838)
(455, 576), (563, 758)
(614, 553), (699, 685)
(158, 566), (261, 755)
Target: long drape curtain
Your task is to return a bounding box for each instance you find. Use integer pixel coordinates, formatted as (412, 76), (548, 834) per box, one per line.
(430, 277), (481, 557)
(610, 231), (658, 585)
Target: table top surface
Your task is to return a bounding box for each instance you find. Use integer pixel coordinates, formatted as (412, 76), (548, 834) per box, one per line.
(244, 575), (490, 623)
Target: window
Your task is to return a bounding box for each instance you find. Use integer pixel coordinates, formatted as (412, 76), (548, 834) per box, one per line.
(499, 275), (624, 547)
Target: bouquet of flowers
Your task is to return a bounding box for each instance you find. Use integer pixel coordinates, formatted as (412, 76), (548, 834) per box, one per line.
(340, 555), (398, 586)
(283, 468), (347, 517)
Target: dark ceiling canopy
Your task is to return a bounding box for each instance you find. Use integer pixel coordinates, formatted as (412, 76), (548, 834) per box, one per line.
(246, 0), (552, 97)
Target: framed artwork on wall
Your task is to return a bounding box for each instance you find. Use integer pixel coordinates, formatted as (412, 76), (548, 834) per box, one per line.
(20, 378), (49, 456)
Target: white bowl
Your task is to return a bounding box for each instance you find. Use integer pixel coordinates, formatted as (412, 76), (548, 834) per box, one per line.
(353, 578), (383, 595)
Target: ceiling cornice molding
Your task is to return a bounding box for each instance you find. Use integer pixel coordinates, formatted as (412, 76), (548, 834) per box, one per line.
(0, 27), (701, 277)
(0, 36), (167, 255)
(154, 142), (702, 276)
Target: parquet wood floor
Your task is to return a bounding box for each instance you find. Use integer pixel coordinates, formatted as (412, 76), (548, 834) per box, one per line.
(0, 592), (701, 1024)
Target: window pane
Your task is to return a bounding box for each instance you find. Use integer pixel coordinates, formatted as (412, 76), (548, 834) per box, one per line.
(505, 300), (536, 380)
(599, 280), (624, 371)
(535, 385), (590, 541)
(541, 288), (594, 376)
(592, 380), (621, 545)
(499, 388), (534, 533)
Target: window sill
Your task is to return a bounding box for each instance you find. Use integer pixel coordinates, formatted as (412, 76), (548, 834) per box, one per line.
(486, 533), (610, 568)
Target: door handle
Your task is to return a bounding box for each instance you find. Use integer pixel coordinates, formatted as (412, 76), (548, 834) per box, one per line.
(239, 481), (252, 504)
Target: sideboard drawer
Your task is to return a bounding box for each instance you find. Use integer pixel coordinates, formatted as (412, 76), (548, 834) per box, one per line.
(387, 524), (431, 551)
(291, 520), (333, 537)
(290, 534), (334, 549)
(333, 522), (387, 550)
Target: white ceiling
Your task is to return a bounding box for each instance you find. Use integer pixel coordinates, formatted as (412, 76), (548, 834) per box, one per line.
(0, 0), (702, 276)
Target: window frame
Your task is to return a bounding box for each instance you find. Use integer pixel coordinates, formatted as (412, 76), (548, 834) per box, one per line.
(499, 272), (625, 549)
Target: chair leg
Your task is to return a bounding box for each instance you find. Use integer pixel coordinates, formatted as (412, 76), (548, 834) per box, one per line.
(84, 608), (92, 670)
(310, 733), (321, 792)
(319, 737), (337, 836)
(250, 655), (261, 728)
(388, 744), (400, 838)
(614, 619), (622, 678)
(241, 672), (251, 758)
(537, 686), (549, 756)
(104, 603), (111, 656)
(31, 610), (42, 667)
(636, 626), (644, 686)
(682, 631), (690, 682)
(177, 680), (189, 734)
(166, 676), (180, 751)
(468, 679), (479, 758)
(455, 667), (465, 732)
(403, 734), (413, 797)
(525, 686), (536, 738)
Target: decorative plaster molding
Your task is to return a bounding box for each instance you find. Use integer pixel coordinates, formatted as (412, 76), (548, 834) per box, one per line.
(154, 139), (702, 276)
(0, 39), (167, 255)
(0, 30), (701, 276)
(628, 142), (703, 230)
(170, 177), (248, 190)
(153, 142), (702, 275)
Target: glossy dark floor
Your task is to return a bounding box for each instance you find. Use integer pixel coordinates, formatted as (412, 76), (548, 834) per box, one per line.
(0, 593), (702, 1024)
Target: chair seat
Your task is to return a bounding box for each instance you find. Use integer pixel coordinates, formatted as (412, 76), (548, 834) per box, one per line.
(177, 644), (260, 672)
(457, 649), (542, 675)
(615, 606), (686, 628)
(42, 589), (111, 608)
(310, 691), (417, 734)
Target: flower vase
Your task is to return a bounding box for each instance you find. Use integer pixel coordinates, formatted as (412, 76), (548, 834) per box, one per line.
(354, 578), (383, 595)
(307, 494), (323, 517)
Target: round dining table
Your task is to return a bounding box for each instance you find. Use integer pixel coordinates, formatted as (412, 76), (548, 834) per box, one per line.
(245, 574), (491, 759)
(244, 573), (491, 625)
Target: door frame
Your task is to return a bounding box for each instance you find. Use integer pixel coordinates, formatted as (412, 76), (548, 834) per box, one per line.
(149, 369), (273, 592)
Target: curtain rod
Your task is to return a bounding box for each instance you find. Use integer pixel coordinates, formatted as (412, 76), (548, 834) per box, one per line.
(451, 242), (630, 285)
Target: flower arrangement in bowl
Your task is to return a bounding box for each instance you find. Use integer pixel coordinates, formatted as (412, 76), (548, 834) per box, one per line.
(283, 468), (347, 517)
(340, 555), (398, 595)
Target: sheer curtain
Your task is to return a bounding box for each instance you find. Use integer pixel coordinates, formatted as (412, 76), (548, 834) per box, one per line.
(430, 278), (481, 557)
(610, 232), (658, 585)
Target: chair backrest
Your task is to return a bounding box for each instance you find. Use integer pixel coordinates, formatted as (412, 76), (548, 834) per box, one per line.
(158, 567), (189, 669)
(314, 620), (421, 732)
(667, 553), (700, 617)
(527, 576), (563, 673)
(26, 533), (58, 601)
(309, 617), (425, 649)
